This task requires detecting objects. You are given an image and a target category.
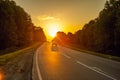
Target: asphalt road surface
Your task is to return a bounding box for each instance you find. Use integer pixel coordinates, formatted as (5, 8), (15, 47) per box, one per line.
(32, 42), (120, 80)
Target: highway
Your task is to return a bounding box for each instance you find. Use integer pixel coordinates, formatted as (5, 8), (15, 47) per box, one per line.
(32, 42), (120, 80)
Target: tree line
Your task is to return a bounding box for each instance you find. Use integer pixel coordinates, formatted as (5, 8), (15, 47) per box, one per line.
(53, 0), (120, 57)
(0, 0), (46, 50)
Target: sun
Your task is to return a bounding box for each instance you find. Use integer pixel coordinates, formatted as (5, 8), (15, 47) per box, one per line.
(47, 23), (60, 37)
(49, 28), (58, 37)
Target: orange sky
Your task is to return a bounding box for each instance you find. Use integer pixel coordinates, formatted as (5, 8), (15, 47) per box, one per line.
(14, 0), (106, 40)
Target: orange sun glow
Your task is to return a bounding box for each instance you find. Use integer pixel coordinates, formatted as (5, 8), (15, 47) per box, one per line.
(47, 23), (60, 37)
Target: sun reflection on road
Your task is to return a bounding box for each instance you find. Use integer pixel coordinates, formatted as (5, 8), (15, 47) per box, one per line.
(45, 43), (59, 66)
(41, 43), (67, 78)
(0, 71), (4, 80)
(47, 52), (59, 66)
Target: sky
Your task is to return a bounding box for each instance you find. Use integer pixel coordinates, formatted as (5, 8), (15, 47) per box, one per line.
(14, 0), (106, 40)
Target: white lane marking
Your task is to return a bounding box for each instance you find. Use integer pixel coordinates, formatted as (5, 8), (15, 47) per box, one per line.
(76, 61), (117, 80)
(62, 54), (71, 59)
(32, 53), (35, 80)
(91, 67), (102, 72)
(36, 49), (43, 80)
(59, 50), (71, 59)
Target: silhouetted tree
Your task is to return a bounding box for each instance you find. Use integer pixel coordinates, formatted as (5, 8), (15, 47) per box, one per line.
(0, 0), (46, 50)
(0, 0), (18, 49)
(58, 0), (120, 56)
(34, 27), (46, 42)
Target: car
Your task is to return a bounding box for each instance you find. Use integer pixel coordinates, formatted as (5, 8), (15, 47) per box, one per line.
(51, 43), (58, 51)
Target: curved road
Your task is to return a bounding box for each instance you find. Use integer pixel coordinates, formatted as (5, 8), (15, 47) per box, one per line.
(33, 42), (120, 80)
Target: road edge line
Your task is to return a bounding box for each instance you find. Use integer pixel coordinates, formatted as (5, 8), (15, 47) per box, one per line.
(32, 47), (43, 80)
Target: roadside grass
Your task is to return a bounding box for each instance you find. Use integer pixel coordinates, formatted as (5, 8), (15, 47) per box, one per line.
(63, 44), (120, 62)
(0, 42), (42, 66)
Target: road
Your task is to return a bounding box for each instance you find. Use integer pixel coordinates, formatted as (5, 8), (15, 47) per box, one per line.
(32, 42), (120, 80)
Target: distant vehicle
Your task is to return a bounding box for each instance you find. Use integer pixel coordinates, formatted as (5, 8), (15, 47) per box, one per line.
(51, 42), (58, 51)
(52, 42), (57, 46)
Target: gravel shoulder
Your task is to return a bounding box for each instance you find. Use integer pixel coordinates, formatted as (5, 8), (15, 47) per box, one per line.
(0, 48), (36, 80)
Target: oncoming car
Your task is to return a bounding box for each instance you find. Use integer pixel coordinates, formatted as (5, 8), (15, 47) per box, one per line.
(51, 43), (58, 51)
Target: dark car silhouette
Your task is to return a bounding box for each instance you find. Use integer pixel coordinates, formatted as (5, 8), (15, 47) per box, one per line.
(51, 43), (58, 51)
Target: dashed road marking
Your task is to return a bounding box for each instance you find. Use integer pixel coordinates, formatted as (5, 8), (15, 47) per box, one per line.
(62, 54), (71, 59)
(76, 60), (117, 80)
(91, 67), (102, 72)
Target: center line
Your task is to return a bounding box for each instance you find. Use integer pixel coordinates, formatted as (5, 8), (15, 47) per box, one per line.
(76, 61), (117, 80)
(62, 54), (71, 59)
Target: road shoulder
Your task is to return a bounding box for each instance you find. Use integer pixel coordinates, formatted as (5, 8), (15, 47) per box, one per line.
(0, 49), (36, 80)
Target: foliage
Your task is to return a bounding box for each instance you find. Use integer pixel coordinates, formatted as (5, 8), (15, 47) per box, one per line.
(33, 27), (46, 42)
(0, 0), (46, 50)
(53, 0), (120, 57)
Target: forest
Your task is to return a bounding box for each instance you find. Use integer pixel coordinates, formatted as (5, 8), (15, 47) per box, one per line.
(53, 0), (120, 57)
(1, 0), (120, 57)
(0, 0), (46, 50)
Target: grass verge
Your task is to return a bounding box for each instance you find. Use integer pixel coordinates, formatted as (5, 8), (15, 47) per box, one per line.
(63, 44), (120, 62)
(0, 42), (42, 66)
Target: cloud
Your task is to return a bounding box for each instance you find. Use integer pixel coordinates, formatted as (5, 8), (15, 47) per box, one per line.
(41, 16), (55, 20)
(37, 15), (60, 21)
